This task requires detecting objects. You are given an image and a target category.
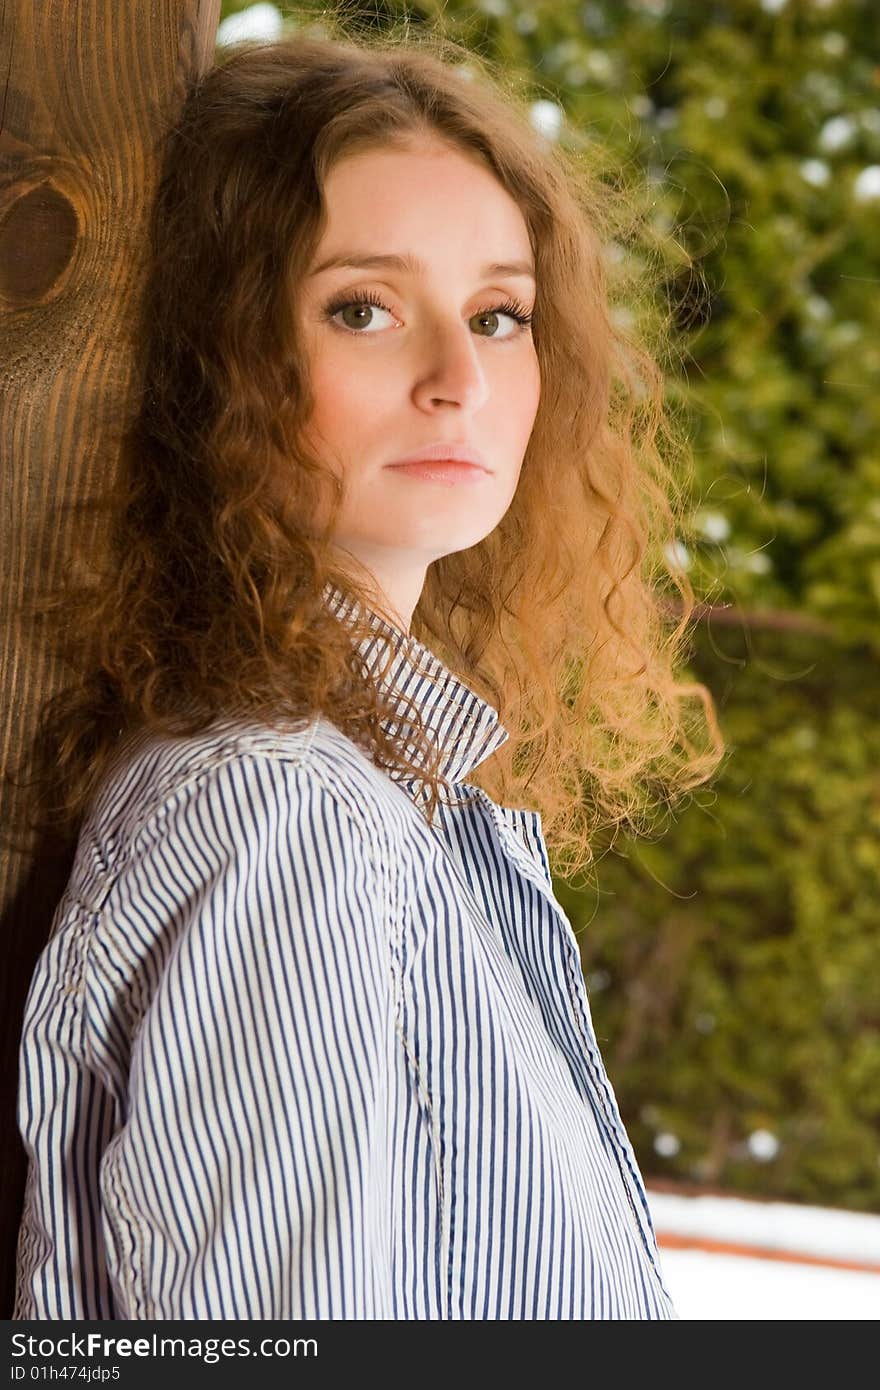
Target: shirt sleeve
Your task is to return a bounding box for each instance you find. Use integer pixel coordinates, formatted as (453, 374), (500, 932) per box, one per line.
(15, 750), (395, 1320)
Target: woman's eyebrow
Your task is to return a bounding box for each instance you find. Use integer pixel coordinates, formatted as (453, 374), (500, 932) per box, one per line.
(308, 250), (536, 281)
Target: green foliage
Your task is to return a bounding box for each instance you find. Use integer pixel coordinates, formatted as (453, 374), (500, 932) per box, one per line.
(219, 0), (880, 1210)
(557, 626), (880, 1207)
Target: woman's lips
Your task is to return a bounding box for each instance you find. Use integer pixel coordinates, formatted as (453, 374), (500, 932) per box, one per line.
(386, 460), (490, 485)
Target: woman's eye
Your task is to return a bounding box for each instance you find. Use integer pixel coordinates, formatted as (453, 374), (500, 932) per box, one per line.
(326, 296), (398, 334)
(470, 307), (529, 339)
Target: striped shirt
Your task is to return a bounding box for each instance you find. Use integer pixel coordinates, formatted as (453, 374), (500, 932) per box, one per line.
(14, 580), (677, 1320)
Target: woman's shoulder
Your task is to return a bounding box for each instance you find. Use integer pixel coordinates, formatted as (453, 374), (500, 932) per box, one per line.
(83, 709), (407, 870)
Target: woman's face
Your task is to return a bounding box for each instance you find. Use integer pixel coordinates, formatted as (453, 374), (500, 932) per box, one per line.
(296, 135), (541, 631)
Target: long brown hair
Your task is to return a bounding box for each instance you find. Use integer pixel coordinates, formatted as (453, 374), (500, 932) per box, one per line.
(5, 22), (724, 882)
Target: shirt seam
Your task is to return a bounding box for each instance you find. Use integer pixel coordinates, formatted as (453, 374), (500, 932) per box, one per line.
(80, 931), (149, 1318)
(303, 751), (447, 1239)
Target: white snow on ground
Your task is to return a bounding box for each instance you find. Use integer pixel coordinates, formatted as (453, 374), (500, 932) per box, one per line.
(645, 1187), (880, 1320)
(657, 1247), (880, 1320)
(647, 1188), (880, 1263)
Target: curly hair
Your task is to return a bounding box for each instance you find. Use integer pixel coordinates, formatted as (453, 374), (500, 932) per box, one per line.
(4, 19), (724, 883)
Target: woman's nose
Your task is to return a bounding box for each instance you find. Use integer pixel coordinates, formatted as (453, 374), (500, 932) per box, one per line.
(411, 319), (491, 413)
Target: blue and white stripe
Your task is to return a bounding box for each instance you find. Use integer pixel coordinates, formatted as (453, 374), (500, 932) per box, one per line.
(14, 581), (677, 1319)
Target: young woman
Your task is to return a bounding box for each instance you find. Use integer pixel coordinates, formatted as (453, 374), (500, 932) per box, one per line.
(11, 28), (723, 1320)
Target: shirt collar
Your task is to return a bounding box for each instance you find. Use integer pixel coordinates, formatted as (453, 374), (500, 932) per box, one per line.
(322, 578), (509, 789)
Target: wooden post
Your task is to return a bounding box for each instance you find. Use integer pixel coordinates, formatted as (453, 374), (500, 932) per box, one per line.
(0, 0), (221, 1317)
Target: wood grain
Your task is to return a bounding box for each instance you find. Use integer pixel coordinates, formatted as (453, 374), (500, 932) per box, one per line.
(0, 0), (221, 1318)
